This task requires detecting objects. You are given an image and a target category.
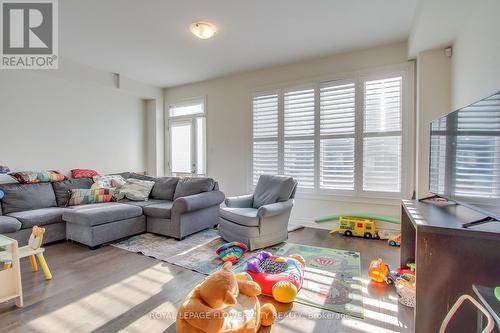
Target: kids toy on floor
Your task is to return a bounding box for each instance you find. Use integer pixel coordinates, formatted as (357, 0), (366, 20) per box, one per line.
(238, 251), (305, 303)
(1, 226), (52, 280)
(368, 258), (416, 307)
(176, 262), (276, 333)
(216, 242), (248, 264)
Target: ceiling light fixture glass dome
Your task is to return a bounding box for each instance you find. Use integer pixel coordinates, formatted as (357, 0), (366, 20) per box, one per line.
(189, 21), (217, 39)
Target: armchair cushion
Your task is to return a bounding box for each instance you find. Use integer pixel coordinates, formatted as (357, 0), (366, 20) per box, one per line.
(257, 200), (294, 218)
(220, 207), (259, 227)
(253, 175), (296, 208)
(225, 194), (254, 208)
(172, 190), (225, 215)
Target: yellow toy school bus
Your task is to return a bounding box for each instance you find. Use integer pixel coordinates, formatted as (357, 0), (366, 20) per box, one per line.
(333, 216), (377, 238)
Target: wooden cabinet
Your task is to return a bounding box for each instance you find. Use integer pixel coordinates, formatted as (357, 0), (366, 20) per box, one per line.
(401, 200), (500, 332)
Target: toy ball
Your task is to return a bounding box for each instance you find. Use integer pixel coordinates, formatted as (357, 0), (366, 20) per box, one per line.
(368, 258), (389, 283)
(272, 280), (298, 303)
(0, 190), (4, 200)
(216, 242), (248, 263)
(235, 272), (253, 282)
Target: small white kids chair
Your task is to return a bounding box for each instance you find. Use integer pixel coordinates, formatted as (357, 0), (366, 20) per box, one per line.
(1, 226), (52, 280)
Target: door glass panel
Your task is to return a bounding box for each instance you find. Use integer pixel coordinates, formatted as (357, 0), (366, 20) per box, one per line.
(196, 117), (206, 175)
(171, 122), (192, 173)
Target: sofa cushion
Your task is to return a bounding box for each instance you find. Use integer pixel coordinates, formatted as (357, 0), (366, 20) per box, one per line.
(173, 177), (215, 200)
(63, 203), (142, 227)
(220, 207), (260, 227)
(143, 202), (174, 219)
(119, 199), (165, 208)
(0, 216), (22, 233)
(151, 177), (179, 201)
(8, 207), (66, 229)
(52, 178), (94, 207)
(253, 175), (296, 208)
(0, 183), (57, 214)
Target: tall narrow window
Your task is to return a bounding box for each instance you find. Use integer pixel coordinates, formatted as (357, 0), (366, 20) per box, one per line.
(283, 88), (315, 189)
(168, 99), (206, 176)
(252, 94), (279, 184)
(319, 81), (356, 190)
(362, 76), (402, 193)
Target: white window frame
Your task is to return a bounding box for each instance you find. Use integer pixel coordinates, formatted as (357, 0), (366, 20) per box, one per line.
(250, 63), (414, 201)
(166, 96), (207, 176)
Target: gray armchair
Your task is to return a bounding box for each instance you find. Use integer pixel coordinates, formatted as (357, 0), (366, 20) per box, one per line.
(219, 175), (297, 250)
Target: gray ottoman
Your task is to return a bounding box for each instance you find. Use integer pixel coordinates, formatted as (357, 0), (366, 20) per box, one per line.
(63, 203), (145, 248)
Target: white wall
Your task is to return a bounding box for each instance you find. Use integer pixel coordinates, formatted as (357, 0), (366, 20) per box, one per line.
(415, 49), (451, 198)
(0, 59), (163, 176)
(451, 0), (500, 109)
(165, 42), (410, 226)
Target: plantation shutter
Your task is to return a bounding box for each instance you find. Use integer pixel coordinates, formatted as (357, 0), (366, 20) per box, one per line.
(453, 96), (500, 198)
(284, 88), (315, 189)
(252, 94), (279, 184)
(319, 81), (356, 190)
(362, 76), (402, 192)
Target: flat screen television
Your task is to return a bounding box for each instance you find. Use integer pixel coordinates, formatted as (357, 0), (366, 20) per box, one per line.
(429, 91), (500, 221)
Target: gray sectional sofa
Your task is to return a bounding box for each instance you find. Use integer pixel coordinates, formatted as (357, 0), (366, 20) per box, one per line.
(0, 174), (224, 248)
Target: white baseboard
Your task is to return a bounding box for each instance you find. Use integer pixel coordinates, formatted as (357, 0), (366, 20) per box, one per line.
(290, 217), (401, 232)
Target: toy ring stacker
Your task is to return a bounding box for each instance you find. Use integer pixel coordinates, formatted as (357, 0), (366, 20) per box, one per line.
(236, 251), (305, 303)
(216, 242), (248, 263)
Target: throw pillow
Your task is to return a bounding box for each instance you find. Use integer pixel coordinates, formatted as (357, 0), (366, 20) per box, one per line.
(0, 174), (18, 185)
(173, 177), (215, 200)
(37, 170), (66, 182)
(114, 178), (155, 201)
(91, 175), (126, 189)
(9, 171), (39, 184)
(71, 169), (100, 179)
(67, 188), (114, 206)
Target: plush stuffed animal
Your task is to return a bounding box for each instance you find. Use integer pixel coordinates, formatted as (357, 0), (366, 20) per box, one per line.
(176, 262), (277, 333)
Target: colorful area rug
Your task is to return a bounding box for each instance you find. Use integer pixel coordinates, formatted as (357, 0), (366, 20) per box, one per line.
(112, 229), (363, 318)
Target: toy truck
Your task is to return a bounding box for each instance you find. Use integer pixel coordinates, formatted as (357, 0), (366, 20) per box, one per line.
(334, 216), (377, 238)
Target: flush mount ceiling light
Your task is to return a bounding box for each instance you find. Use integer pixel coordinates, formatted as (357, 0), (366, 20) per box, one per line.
(189, 21), (217, 39)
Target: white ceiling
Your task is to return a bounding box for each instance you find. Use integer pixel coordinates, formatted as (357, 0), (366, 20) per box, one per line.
(60, 0), (417, 87)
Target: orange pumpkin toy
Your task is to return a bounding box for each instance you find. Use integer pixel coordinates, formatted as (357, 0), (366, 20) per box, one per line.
(368, 258), (390, 283)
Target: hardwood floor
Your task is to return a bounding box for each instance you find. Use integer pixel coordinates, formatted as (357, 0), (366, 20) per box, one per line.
(0, 228), (414, 333)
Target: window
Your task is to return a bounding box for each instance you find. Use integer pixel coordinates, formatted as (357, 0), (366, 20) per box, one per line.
(168, 98), (206, 176)
(251, 66), (412, 198)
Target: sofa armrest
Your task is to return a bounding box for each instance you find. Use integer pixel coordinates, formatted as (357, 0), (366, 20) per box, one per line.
(172, 190), (225, 215)
(257, 200), (293, 218)
(225, 194), (254, 208)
